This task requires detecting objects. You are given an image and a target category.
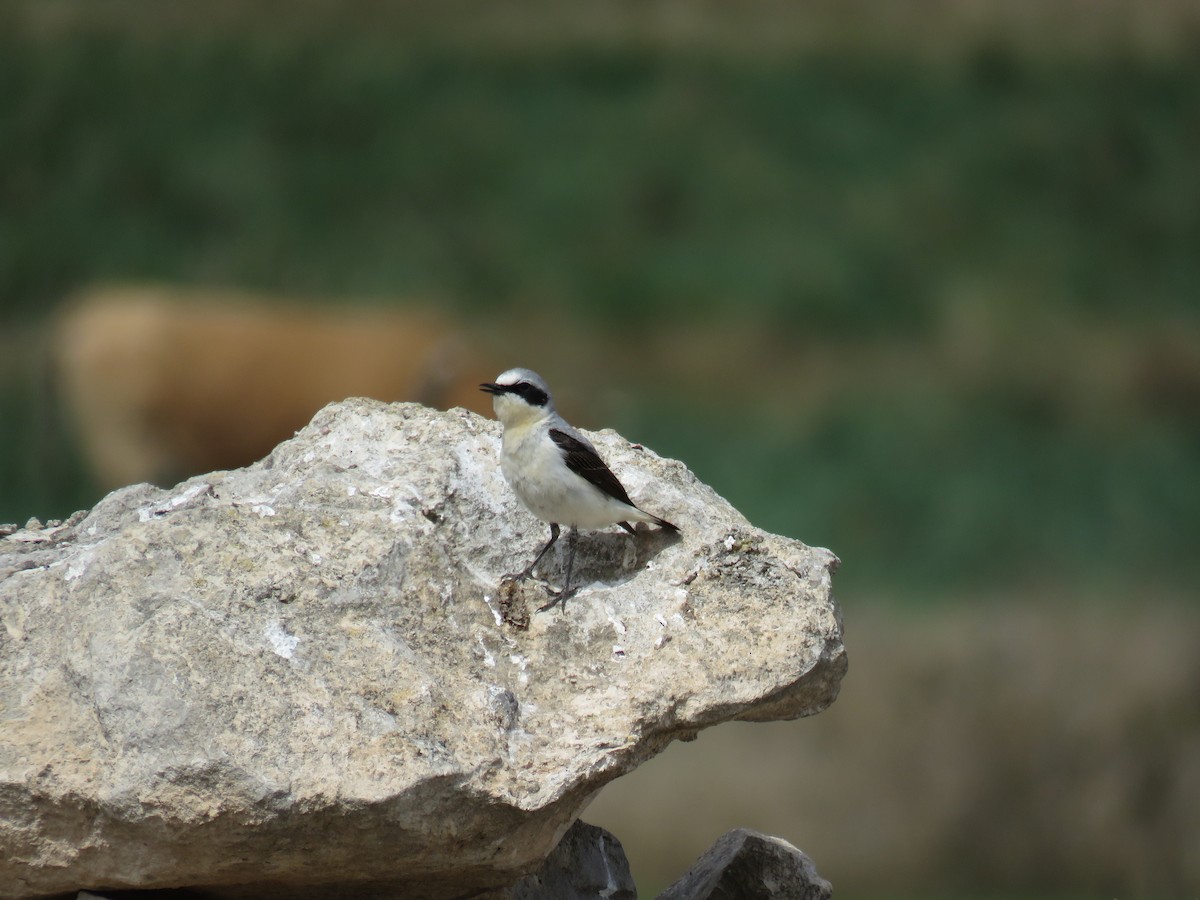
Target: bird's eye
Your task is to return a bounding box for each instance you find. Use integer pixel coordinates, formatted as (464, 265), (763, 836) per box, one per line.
(512, 382), (549, 407)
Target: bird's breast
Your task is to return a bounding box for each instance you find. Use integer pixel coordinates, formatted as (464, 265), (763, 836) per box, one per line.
(499, 425), (635, 528)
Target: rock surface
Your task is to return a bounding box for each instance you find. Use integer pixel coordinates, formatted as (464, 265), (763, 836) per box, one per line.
(506, 820), (635, 900)
(0, 399), (844, 899)
(658, 828), (833, 900)
(65, 820), (634, 900)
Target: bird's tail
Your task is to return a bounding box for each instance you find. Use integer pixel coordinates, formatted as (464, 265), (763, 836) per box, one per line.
(628, 506), (679, 534)
(650, 513), (679, 533)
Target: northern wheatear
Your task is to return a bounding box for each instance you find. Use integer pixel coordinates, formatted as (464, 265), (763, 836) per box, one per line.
(480, 368), (678, 609)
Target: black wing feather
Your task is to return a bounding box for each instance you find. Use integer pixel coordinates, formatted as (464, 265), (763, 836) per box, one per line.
(549, 429), (635, 507)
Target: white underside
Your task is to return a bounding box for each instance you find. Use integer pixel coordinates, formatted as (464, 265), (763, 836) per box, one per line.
(499, 418), (654, 529)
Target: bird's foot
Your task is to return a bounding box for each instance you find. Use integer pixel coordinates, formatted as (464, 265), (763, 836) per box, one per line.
(536, 594), (564, 613)
(536, 584), (577, 613)
(501, 570), (556, 597)
(501, 568), (539, 585)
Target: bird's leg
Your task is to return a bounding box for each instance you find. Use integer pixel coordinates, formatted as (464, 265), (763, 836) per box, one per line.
(510, 523), (559, 581)
(538, 526), (579, 613)
(561, 526), (579, 598)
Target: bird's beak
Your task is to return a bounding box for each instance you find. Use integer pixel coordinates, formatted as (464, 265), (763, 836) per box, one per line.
(479, 383), (504, 395)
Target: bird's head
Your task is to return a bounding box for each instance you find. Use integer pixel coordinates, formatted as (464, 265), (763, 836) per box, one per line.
(479, 368), (555, 427)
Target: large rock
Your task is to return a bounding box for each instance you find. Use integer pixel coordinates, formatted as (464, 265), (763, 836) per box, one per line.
(0, 400), (845, 899)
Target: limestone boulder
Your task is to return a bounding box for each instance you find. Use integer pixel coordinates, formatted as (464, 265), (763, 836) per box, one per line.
(0, 400), (844, 899)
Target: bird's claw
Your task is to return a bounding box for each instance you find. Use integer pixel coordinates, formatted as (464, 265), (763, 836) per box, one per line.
(501, 570), (537, 585)
(537, 594), (564, 613)
(537, 584), (576, 613)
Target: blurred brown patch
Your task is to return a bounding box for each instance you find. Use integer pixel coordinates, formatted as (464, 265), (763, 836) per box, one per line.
(55, 285), (497, 488)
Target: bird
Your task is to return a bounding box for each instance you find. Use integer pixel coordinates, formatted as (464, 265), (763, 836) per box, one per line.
(480, 368), (678, 610)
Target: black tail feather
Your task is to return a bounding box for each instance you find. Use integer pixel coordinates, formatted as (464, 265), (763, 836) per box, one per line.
(623, 515), (678, 534)
(653, 515), (679, 533)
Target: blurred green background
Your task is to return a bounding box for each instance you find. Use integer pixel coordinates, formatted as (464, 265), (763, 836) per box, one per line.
(2, 1), (1198, 896)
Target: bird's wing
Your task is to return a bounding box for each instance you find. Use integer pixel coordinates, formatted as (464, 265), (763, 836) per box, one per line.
(548, 428), (636, 507)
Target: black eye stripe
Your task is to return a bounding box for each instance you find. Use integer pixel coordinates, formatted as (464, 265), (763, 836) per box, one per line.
(507, 381), (549, 407)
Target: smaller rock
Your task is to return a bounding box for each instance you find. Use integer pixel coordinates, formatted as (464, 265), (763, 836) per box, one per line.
(497, 575), (532, 630)
(658, 828), (832, 900)
(508, 821), (636, 900)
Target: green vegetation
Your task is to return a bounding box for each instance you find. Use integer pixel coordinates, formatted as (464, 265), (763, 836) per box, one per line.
(2, 5), (1198, 601)
(627, 392), (1200, 598)
(4, 33), (1199, 325)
